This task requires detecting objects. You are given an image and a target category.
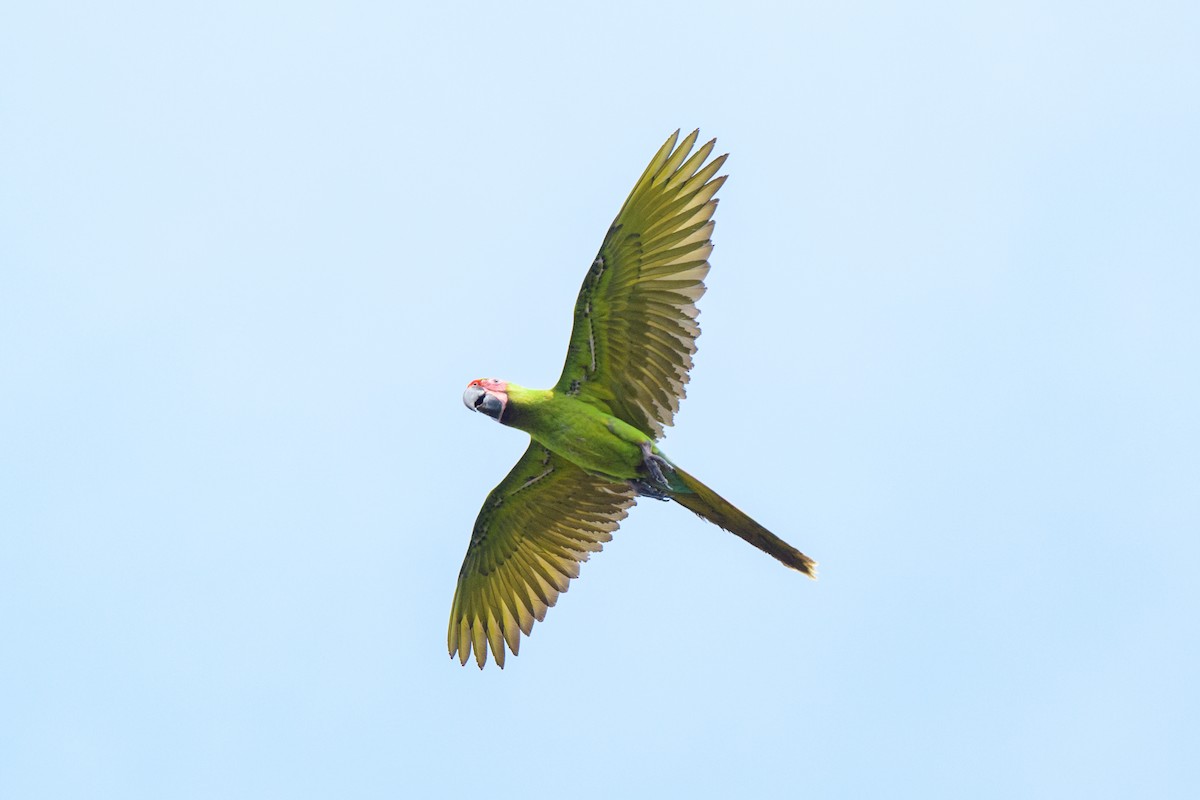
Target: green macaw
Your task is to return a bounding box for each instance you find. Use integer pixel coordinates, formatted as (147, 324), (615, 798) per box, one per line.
(452, 129), (816, 668)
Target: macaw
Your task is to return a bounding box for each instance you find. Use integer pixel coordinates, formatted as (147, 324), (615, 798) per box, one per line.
(452, 130), (815, 668)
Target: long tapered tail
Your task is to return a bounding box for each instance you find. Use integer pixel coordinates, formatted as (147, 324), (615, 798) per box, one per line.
(668, 465), (817, 577)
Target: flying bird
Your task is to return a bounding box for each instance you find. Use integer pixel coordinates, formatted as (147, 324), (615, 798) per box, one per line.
(452, 130), (816, 668)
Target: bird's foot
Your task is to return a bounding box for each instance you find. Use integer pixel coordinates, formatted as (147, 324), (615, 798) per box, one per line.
(640, 442), (672, 488)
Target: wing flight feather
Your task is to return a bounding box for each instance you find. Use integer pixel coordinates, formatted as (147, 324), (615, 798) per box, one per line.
(555, 130), (727, 439)
(449, 443), (635, 668)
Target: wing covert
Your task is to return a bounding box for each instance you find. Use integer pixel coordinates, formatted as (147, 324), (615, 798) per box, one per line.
(449, 442), (635, 668)
(555, 129), (727, 439)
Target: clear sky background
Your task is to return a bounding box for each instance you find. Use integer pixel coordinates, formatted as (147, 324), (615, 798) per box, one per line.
(2, 2), (1198, 798)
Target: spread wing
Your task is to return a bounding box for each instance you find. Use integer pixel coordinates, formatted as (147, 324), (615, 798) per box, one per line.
(554, 129), (727, 439)
(449, 442), (636, 668)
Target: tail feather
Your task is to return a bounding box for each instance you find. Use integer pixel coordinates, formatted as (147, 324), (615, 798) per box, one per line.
(669, 465), (817, 577)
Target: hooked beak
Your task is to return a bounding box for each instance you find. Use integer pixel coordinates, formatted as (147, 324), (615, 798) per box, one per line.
(463, 385), (506, 421)
(463, 385), (485, 411)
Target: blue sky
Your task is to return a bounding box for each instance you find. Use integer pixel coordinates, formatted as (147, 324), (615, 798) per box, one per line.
(2, 2), (1198, 797)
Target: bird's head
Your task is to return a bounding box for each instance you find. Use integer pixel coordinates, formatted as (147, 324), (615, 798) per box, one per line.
(463, 378), (509, 422)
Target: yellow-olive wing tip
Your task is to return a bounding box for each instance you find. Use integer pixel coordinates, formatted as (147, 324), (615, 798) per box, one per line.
(448, 633), (511, 669)
(665, 128), (716, 150)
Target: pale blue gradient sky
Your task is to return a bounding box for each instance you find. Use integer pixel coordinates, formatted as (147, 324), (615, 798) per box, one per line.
(2, 2), (1198, 798)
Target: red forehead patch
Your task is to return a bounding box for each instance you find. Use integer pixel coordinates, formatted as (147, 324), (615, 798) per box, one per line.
(467, 378), (507, 392)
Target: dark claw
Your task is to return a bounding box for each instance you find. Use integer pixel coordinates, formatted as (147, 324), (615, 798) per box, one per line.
(631, 479), (670, 501)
